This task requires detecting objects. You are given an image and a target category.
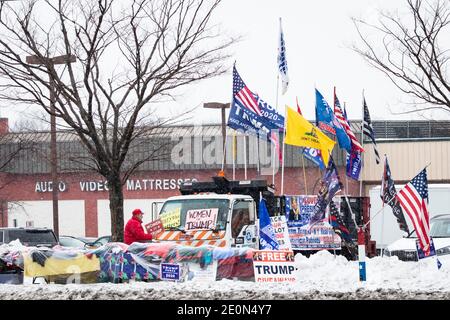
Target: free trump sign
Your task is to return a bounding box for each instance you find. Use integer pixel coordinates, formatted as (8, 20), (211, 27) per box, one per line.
(252, 250), (297, 283)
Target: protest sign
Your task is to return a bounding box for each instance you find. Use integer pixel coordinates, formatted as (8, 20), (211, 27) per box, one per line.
(415, 237), (436, 260)
(270, 216), (292, 250)
(182, 261), (218, 282)
(185, 208), (218, 231)
(160, 263), (181, 281)
(145, 218), (164, 237)
(160, 208), (181, 228)
(252, 250), (297, 283)
(288, 222), (341, 250)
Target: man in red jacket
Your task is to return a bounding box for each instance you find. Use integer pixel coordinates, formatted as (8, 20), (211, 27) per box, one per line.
(124, 208), (153, 245)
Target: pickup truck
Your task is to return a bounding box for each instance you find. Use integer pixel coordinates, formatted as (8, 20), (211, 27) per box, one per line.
(0, 227), (59, 284)
(0, 227), (59, 247)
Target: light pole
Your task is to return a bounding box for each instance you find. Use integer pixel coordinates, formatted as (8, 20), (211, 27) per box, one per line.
(25, 54), (76, 237)
(203, 102), (230, 161)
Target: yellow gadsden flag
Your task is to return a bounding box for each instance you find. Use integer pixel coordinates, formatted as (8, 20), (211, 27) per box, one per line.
(285, 106), (335, 165)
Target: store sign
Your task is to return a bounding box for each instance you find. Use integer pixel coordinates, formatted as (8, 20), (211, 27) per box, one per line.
(35, 181), (67, 193)
(35, 178), (198, 193)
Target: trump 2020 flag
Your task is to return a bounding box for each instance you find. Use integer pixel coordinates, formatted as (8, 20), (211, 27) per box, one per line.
(315, 89), (351, 152)
(259, 198), (279, 250)
(278, 18), (289, 95)
(310, 156), (343, 225)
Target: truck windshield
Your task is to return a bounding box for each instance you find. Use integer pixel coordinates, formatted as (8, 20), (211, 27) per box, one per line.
(159, 199), (229, 232)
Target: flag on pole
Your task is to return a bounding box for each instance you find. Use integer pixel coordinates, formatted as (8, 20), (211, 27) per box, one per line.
(296, 96), (302, 115)
(381, 156), (410, 234)
(315, 89), (351, 152)
(232, 65), (262, 116)
(278, 18), (289, 95)
(310, 157), (343, 225)
(397, 168), (431, 255)
(437, 258), (442, 270)
(285, 106), (336, 165)
(362, 97), (380, 164)
(334, 91), (364, 152)
(259, 198), (279, 250)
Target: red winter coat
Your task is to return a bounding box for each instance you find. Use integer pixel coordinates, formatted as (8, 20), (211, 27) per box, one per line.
(124, 216), (152, 245)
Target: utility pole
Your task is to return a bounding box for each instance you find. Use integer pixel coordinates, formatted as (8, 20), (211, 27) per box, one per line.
(25, 54), (76, 237)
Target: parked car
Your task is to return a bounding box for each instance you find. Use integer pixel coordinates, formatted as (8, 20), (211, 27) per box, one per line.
(85, 235), (111, 249)
(59, 235), (96, 248)
(0, 227), (58, 248)
(384, 214), (450, 262)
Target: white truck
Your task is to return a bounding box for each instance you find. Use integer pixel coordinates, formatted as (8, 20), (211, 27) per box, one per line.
(153, 177), (281, 249)
(369, 184), (450, 251)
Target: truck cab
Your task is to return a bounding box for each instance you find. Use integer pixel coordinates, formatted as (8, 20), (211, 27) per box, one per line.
(155, 193), (259, 248)
(154, 176), (282, 249)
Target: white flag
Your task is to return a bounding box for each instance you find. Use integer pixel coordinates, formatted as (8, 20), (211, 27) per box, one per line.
(278, 18), (289, 95)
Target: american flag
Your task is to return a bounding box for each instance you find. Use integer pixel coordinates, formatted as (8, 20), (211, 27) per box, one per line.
(233, 65), (262, 116)
(334, 91), (364, 152)
(362, 98), (380, 164)
(397, 168), (431, 255)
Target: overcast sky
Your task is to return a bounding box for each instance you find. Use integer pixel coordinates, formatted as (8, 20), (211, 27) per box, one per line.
(2, 0), (449, 129)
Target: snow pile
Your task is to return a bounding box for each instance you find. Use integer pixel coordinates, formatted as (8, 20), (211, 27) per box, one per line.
(1, 251), (449, 299)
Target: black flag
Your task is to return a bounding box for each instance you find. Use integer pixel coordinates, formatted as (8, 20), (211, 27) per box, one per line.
(381, 156), (410, 234)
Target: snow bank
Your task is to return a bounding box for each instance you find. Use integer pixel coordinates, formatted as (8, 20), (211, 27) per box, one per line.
(1, 251), (449, 300)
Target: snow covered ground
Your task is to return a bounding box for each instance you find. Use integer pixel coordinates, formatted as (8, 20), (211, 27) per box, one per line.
(1, 251), (449, 300)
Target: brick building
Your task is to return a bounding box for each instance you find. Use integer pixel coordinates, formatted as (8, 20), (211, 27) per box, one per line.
(1, 118), (449, 238)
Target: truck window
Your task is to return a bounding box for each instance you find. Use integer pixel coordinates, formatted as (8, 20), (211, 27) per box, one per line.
(231, 200), (252, 238)
(159, 199), (229, 231)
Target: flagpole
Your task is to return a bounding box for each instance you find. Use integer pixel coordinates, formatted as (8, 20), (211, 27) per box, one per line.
(274, 72), (280, 186)
(281, 105), (287, 195)
(301, 153), (308, 194)
(257, 136), (261, 175)
(232, 131), (236, 180)
(244, 135), (247, 180)
(359, 90), (365, 197)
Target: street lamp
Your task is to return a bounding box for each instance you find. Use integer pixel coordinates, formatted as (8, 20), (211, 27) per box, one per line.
(26, 54), (76, 237)
(203, 102), (230, 160)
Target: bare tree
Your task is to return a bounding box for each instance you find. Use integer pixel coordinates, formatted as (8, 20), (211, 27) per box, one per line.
(0, 0), (235, 241)
(352, 0), (450, 113)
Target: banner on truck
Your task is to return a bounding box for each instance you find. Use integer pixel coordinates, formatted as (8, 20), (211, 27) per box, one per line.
(270, 216), (292, 250)
(252, 250), (297, 283)
(160, 208), (181, 228)
(285, 195), (317, 227)
(185, 208), (218, 231)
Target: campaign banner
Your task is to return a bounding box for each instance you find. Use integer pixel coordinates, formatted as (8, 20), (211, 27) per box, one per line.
(288, 222), (341, 250)
(160, 263), (181, 281)
(145, 218), (164, 237)
(285, 195), (317, 227)
(184, 208), (218, 231)
(160, 208), (181, 228)
(415, 237), (436, 259)
(252, 250), (297, 283)
(270, 216), (292, 250)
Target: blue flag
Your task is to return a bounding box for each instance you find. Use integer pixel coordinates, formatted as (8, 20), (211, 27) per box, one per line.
(315, 89), (351, 152)
(346, 150), (362, 180)
(310, 156), (343, 225)
(437, 258), (442, 270)
(259, 198), (279, 250)
(303, 147), (325, 170)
